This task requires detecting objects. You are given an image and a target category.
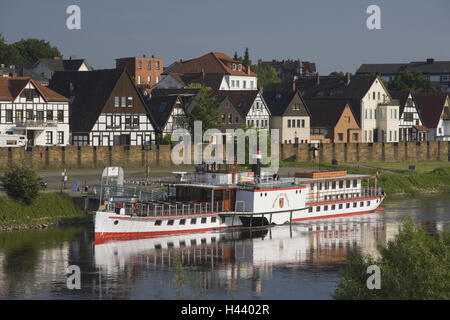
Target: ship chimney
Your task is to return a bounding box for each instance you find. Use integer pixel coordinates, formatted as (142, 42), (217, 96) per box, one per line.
(252, 150), (262, 180)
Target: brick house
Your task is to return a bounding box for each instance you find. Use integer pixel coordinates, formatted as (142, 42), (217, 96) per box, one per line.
(304, 99), (361, 143)
(116, 55), (164, 89)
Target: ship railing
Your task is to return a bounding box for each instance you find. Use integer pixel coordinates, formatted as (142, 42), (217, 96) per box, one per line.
(307, 187), (384, 203)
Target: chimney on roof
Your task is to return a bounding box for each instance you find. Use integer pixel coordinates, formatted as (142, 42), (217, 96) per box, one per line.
(292, 77), (296, 92)
(143, 54), (146, 58)
(316, 73), (320, 85)
(427, 58), (434, 64)
(346, 72), (351, 85)
(69, 56), (77, 60)
(247, 65), (251, 75)
(201, 68), (205, 80)
(259, 87), (263, 94)
(151, 55), (155, 58)
(180, 58), (184, 63)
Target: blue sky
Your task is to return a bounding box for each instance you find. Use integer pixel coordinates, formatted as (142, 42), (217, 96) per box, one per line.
(1, 0), (449, 74)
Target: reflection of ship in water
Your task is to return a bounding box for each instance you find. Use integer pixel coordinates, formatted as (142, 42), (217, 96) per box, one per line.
(93, 213), (399, 297)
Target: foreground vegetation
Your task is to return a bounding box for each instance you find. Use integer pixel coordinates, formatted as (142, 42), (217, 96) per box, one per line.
(333, 219), (450, 299)
(0, 192), (88, 230)
(281, 160), (450, 195)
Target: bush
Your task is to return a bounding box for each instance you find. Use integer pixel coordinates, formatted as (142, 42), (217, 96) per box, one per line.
(333, 218), (450, 299)
(2, 165), (40, 204)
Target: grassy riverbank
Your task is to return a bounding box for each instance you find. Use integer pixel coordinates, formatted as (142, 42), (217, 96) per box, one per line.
(0, 192), (89, 231)
(280, 160), (450, 196)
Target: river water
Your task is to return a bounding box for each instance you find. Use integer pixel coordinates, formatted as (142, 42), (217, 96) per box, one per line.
(0, 195), (449, 300)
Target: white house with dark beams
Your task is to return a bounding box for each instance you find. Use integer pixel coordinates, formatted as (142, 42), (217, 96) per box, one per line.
(0, 77), (70, 146)
(390, 91), (427, 141)
(145, 94), (187, 138)
(48, 69), (156, 146)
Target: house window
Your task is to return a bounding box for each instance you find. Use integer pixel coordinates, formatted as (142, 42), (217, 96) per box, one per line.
(5, 110), (12, 123)
(147, 61), (151, 69)
(72, 135), (89, 146)
(297, 119), (301, 127)
(57, 110), (64, 122)
(337, 133), (343, 141)
(250, 81), (254, 89)
(114, 96), (120, 107)
(156, 61), (160, 70)
(57, 131), (64, 144)
(121, 97), (126, 107)
(138, 61), (142, 69)
(231, 80), (235, 87)
(133, 115), (139, 126)
(137, 76), (141, 84)
(36, 111), (44, 121)
(228, 114), (232, 123)
(236, 80), (240, 87)
(16, 110), (23, 122)
(46, 110), (53, 121)
(373, 92), (376, 100)
(243, 81), (246, 89)
(302, 119), (305, 127)
(127, 97), (133, 107)
(46, 131), (53, 144)
(353, 133), (359, 141)
(147, 76), (151, 84)
(287, 120), (291, 128)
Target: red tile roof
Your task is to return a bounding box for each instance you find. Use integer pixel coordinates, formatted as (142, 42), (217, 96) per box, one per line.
(164, 52), (256, 77)
(0, 77), (69, 102)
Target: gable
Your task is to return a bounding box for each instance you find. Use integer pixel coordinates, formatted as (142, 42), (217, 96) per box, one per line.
(336, 105), (360, 129)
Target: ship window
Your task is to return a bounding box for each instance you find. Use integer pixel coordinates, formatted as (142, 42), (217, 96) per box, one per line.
(339, 204), (343, 209)
(167, 219), (174, 225)
(114, 220), (118, 225)
(324, 205), (328, 211)
(167, 242), (174, 248)
(346, 180), (350, 188)
(353, 180), (357, 187)
(191, 218), (197, 224)
(360, 202), (364, 207)
(179, 241), (186, 247)
(339, 181), (344, 188)
(179, 219), (186, 225)
(308, 207), (313, 213)
(201, 238), (207, 244)
(310, 184), (314, 190)
(353, 202), (357, 208)
(316, 206), (321, 212)
(260, 193), (263, 197)
(190, 239), (196, 246)
(155, 220), (162, 226)
(201, 217), (207, 224)
(367, 201), (371, 206)
(332, 205), (336, 210)
(211, 217), (217, 223)
(332, 182), (336, 189)
(346, 203), (350, 208)
(154, 244), (162, 250)
(265, 193), (267, 196)
(221, 217), (226, 224)
(211, 237), (216, 243)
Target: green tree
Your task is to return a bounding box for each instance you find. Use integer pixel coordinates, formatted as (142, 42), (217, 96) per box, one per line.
(185, 86), (223, 135)
(2, 165), (41, 204)
(386, 71), (435, 93)
(329, 71), (346, 76)
(243, 48), (251, 66)
(250, 65), (281, 89)
(0, 33), (62, 66)
(333, 218), (450, 300)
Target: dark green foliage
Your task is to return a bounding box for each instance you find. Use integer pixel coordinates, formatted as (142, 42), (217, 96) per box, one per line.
(185, 86), (223, 134)
(243, 48), (251, 66)
(2, 165), (41, 204)
(0, 33), (62, 66)
(250, 65), (281, 89)
(333, 218), (450, 299)
(386, 71), (435, 93)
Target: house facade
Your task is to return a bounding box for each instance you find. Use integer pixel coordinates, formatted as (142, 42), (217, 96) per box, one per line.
(49, 69), (156, 146)
(297, 74), (400, 143)
(413, 93), (450, 141)
(304, 99), (360, 144)
(116, 55), (164, 88)
(0, 77), (70, 146)
(390, 91), (427, 141)
(264, 91), (310, 144)
(32, 56), (93, 80)
(163, 52), (258, 91)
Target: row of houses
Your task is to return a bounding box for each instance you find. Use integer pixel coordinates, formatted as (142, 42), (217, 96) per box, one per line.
(0, 52), (449, 147)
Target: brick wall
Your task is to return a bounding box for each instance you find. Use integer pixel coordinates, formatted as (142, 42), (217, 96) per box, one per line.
(0, 142), (448, 169)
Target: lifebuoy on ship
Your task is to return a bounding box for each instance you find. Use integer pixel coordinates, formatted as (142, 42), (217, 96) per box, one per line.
(133, 203), (142, 213)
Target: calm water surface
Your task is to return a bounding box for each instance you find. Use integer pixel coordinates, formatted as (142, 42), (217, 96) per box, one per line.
(0, 194), (449, 300)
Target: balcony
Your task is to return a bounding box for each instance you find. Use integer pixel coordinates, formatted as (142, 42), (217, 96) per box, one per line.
(378, 99), (400, 107)
(15, 120), (59, 129)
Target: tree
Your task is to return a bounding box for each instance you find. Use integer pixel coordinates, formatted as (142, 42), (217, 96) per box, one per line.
(2, 165), (41, 204)
(333, 218), (450, 300)
(386, 71), (435, 93)
(0, 33), (62, 66)
(329, 71), (346, 76)
(185, 86), (223, 135)
(250, 65), (281, 89)
(243, 48), (251, 67)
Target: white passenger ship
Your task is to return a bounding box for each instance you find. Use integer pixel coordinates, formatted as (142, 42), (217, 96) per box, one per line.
(94, 159), (385, 241)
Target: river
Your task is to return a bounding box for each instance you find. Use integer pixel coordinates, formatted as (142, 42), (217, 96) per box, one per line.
(0, 194), (449, 300)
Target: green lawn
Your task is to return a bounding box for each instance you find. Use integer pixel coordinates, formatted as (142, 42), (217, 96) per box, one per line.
(352, 161), (450, 174)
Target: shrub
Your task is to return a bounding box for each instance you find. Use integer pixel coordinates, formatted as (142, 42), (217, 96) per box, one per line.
(2, 165), (40, 204)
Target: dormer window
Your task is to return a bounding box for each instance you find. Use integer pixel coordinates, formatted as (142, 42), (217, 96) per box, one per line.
(232, 64), (236, 71)
(238, 64), (242, 71)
